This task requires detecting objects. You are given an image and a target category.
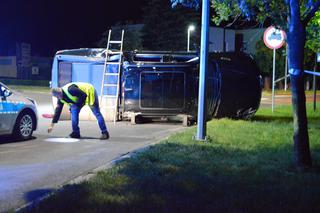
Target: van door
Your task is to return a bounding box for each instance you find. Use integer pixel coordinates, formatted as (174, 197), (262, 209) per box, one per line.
(140, 71), (185, 109)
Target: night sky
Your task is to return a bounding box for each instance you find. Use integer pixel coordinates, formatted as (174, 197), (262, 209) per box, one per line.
(0, 0), (146, 56)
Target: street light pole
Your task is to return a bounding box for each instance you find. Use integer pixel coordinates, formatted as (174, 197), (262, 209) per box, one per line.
(187, 25), (195, 52)
(195, 0), (209, 141)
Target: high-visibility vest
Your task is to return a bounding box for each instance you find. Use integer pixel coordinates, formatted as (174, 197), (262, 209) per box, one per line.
(61, 82), (95, 106)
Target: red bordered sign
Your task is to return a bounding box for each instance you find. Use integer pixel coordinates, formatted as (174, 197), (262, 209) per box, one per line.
(263, 26), (286, 49)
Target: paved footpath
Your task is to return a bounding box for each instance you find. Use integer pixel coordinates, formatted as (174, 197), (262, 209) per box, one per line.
(260, 93), (320, 107)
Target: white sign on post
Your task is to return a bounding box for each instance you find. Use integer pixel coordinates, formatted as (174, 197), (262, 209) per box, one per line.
(317, 53), (320, 62)
(263, 26), (286, 50)
(263, 26), (286, 112)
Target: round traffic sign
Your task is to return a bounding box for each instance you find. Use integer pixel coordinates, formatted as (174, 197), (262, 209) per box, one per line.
(263, 26), (286, 49)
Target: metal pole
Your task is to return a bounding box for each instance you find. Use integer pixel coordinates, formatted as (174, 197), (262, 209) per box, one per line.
(313, 54), (317, 111)
(195, 0), (210, 141)
(187, 29), (190, 52)
(223, 28), (226, 52)
(285, 45), (288, 91)
(272, 48), (276, 113)
(313, 74), (316, 111)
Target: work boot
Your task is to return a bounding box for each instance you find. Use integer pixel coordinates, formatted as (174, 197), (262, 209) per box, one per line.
(100, 132), (109, 140)
(68, 132), (81, 139)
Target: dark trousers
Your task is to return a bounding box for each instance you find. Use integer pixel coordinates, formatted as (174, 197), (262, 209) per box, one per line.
(70, 90), (107, 135)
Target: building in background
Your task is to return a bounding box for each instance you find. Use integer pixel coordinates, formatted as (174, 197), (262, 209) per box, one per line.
(0, 42), (52, 80)
(209, 27), (265, 55)
(209, 27), (236, 52)
(235, 28), (266, 55)
(0, 56), (17, 78)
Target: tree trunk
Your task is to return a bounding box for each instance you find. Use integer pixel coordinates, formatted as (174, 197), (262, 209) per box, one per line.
(290, 73), (312, 169)
(288, 0), (312, 170)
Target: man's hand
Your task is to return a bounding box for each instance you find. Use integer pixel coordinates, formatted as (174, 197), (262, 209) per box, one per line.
(48, 123), (54, 133)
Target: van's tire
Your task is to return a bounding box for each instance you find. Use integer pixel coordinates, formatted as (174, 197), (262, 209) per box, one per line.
(13, 112), (34, 140)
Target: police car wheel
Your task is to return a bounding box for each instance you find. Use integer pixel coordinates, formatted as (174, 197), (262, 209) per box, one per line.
(14, 113), (34, 140)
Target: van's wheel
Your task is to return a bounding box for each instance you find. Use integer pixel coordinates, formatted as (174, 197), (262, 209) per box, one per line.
(14, 112), (34, 140)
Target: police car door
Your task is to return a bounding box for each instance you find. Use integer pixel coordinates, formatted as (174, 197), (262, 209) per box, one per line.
(0, 84), (15, 134)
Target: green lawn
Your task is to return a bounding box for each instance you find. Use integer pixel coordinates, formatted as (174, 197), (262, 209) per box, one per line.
(23, 104), (320, 213)
(0, 79), (50, 92)
(8, 85), (50, 93)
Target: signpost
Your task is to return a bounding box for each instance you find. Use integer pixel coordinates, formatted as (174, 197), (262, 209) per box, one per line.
(263, 26), (286, 112)
(313, 53), (320, 111)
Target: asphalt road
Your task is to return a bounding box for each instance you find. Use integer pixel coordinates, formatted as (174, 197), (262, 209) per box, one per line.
(0, 91), (185, 212)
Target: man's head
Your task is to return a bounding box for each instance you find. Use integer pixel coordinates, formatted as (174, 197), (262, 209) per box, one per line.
(51, 88), (63, 99)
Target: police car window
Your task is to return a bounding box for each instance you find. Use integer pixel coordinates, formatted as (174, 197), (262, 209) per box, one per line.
(4, 89), (11, 97)
(0, 85), (11, 98)
(0, 85), (5, 97)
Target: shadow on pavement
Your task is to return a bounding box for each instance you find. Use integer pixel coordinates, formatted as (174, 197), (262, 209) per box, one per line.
(20, 188), (55, 212)
(79, 136), (99, 140)
(23, 189), (55, 203)
(0, 136), (37, 144)
(120, 115), (188, 125)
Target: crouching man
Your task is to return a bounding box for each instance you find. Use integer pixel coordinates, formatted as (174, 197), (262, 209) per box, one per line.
(48, 82), (109, 140)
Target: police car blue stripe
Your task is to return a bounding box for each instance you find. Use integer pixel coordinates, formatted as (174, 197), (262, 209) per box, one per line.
(0, 101), (25, 114)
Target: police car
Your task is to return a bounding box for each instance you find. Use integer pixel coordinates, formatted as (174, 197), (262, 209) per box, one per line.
(0, 82), (38, 140)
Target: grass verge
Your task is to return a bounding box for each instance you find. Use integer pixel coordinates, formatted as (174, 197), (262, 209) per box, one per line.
(23, 104), (320, 213)
(8, 85), (50, 93)
(0, 79), (50, 92)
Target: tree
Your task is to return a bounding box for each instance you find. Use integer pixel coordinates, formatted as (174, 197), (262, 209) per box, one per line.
(255, 40), (286, 79)
(306, 11), (320, 55)
(305, 11), (320, 73)
(173, 0), (320, 170)
(142, 0), (200, 51)
(98, 22), (143, 51)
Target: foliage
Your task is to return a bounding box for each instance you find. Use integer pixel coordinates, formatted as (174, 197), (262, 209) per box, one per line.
(306, 11), (320, 53)
(305, 11), (320, 69)
(202, 0), (287, 28)
(142, 0), (200, 51)
(304, 45), (318, 71)
(211, 2), (242, 25)
(98, 22), (143, 51)
(255, 39), (286, 77)
(23, 103), (320, 212)
(171, 0), (200, 9)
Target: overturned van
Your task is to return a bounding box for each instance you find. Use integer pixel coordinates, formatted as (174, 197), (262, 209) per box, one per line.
(51, 49), (262, 124)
